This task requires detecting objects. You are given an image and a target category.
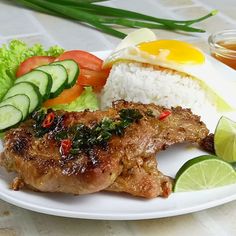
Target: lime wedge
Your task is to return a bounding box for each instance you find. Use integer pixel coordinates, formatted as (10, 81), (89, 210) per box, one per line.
(214, 116), (236, 163)
(174, 155), (236, 192)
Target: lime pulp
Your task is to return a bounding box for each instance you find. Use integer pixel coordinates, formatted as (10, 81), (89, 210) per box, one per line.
(174, 155), (236, 192)
(214, 116), (236, 163)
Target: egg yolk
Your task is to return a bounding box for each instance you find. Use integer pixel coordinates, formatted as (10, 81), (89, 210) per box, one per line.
(138, 40), (205, 64)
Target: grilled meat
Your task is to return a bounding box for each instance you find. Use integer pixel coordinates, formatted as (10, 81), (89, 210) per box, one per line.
(199, 133), (215, 154)
(0, 101), (209, 198)
(106, 154), (172, 198)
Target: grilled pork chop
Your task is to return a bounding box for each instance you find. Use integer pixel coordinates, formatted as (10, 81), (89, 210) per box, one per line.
(0, 101), (209, 198)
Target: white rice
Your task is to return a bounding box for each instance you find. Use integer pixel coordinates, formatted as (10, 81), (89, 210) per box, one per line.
(100, 62), (215, 115)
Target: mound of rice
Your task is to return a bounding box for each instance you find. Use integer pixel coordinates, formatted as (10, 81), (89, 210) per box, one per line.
(100, 62), (215, 115)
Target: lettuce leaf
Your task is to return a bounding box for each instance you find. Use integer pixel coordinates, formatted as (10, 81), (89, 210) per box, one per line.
(0, 40), (64, 101)
(0, 65), (14, 101)
(50, 87), (99, 112)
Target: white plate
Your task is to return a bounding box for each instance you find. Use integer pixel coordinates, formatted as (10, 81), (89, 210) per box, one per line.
(0, 51), (236, 220)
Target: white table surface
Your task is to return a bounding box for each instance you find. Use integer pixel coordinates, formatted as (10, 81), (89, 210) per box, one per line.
(0, 0), (236, 235)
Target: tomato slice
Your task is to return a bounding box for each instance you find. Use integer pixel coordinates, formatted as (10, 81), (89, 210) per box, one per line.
(16, 56), (56, 77)
(56, 50), (110, 90)
(77, 69), (109, 87)
(56, 50), (103, 71)
(43, 83), (83, 107)
(92, 86), (104, 93)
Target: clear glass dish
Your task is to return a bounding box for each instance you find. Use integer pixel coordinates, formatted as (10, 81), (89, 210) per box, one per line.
(208, 29), (236, 69)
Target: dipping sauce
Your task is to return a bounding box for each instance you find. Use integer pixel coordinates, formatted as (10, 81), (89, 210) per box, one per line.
(211, 41), (236, 69)
(208, 30), (236, 70)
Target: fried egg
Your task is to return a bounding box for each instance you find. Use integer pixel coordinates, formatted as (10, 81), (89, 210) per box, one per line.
(103, 32), (236, 112)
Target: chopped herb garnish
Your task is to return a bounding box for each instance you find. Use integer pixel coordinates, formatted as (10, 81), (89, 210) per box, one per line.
(32, 108), (143, 157)
(145, 109), (155, 117)
(54, 130), (68, 141)
(119, 109), (143, 123)
(32, 110), (64, 138)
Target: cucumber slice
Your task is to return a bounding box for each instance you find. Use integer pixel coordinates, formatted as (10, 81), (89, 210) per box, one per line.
(37, 64), (68, 98)
(3, 82), (42, 113)
(0, 94), (30, 120)
(0, 105), (22, 132)
(52, 60), (79, 88)
(15, 70), (52, 100)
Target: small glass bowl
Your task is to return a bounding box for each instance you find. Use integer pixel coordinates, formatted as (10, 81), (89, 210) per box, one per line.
(208, 29), (236, 69)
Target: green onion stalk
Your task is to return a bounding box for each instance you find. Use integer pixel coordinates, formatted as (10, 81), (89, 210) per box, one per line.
(14, 0), (218, 38)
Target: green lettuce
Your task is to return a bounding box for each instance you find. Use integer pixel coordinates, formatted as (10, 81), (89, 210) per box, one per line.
(0, 40), (64, 101)
(51, 87), (99, 112)
(0, 66), (14, 101)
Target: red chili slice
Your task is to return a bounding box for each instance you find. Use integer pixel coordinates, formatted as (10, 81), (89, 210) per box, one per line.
(42, 112), (55, 128)
(159, 110), (171, 120)
(60, 139), (72, 156)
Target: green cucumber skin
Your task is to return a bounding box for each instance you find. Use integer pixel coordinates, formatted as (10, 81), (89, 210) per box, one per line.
(26, 82), (43, 111)
(45, 72), (53, 100)
(0, 105), (22, 132)
(4, 81), (42, 113)
(0, 94), (30, 120)
(15, 70), (53, 101)
(34, 70), (53, 100)
(52, 59), (79, 89)
(37, 64), (68, 99)
(50, 70), (66, 98)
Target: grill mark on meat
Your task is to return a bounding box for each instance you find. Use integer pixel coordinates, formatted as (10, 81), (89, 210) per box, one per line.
(60, 149), (101, 176)
(11, 132), (31, 155)
(0, 101), (209, 198)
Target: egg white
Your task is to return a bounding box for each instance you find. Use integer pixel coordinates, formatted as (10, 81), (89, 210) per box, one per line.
(104, 42), (236, 112)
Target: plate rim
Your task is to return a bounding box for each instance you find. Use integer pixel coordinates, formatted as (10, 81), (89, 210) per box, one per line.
(0, 182), (235, 220)
(0, 50), (236, 220)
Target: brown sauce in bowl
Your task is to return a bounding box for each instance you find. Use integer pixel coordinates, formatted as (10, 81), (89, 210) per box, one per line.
(211, 40), (236, 70)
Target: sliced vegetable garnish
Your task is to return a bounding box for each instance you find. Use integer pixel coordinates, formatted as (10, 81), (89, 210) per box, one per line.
(37, 64), (68, 98)
(56, 50), (103, 71)
(48, 86), (99, 112)
(56, 50), (110, 90)
(15, 70), (52, 100)
(77, 68), (109, 87)
(214, 116), (236, 163)
(43, 83), (83, 107)
(174, 155), (236, 192)
(3, 81), (42, 113)
(159, 110), (171, 120)
(0, 40), (63, 101)
(52, 59), (79, 88)
(0, 41), (104, 132)
(0, 105), (22, 132)
(42, 112), (55, 128)
(0, 94), (30, 120)
(60, 139), (72, 156)
(16, 56), (56, 77)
